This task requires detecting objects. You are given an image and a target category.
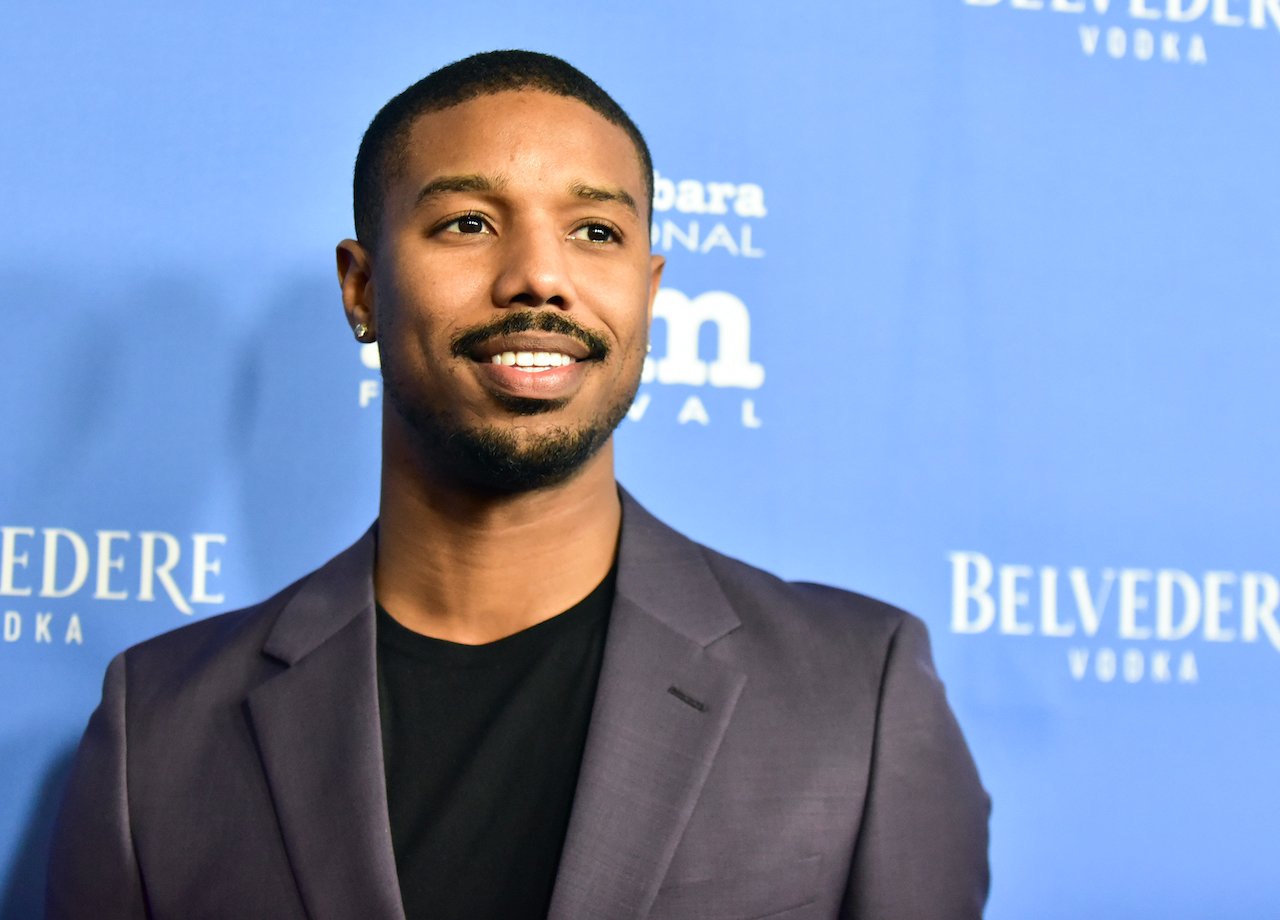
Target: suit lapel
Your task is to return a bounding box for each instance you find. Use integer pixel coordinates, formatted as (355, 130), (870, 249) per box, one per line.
(241, 496), (740, 920)
(547, 494), (746, 920)
(246, 530), (406, 920)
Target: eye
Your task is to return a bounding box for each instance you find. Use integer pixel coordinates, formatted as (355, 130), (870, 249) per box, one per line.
(438, 213), (491, 235)
(569, 223), (619, 244)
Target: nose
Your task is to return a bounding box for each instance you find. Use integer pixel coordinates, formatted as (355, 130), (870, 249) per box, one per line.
(491, 219), (577, 309)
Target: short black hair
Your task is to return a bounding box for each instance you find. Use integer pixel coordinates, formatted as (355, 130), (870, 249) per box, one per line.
(352, 50), (654, 250)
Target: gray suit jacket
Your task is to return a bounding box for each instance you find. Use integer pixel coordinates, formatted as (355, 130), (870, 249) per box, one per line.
(47, 492), (989, 919)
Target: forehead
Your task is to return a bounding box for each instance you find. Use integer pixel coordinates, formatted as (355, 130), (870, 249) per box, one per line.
(394, 90), (646, 203)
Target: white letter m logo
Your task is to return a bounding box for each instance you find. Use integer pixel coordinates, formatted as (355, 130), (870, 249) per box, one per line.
(643, 288), (764, 389)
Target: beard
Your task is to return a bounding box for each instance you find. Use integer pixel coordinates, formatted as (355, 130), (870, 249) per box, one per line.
(381, 314), (640, 494)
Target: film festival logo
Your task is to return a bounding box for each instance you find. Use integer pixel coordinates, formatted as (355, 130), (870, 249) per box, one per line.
(358, 170), (769, 430)
(963, 0), (1280, 66)
(648, 171), (766, 260)
(947, 551), (1280, 685)
(0, 526), (228, 649)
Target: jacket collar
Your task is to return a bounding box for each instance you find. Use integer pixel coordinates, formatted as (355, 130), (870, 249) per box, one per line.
(260, 525), (377, 666)
(247, 523), (402, 920)
(259, 490), (741, 662)
(250, 488), (745, 920)
(548, 490), (745, 918)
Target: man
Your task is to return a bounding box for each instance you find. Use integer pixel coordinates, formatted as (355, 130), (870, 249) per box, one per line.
(47, 51), (989, 919)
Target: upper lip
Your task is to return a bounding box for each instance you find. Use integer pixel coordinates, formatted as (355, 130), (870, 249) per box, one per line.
(466, 333), (595, 362)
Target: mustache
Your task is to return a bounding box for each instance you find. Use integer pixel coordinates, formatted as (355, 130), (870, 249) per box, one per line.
(450, 312), (610, 359)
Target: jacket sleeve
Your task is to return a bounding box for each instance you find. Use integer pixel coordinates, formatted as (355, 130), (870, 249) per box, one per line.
(46, 652), (149, 919)
(842, 613), (991, 919)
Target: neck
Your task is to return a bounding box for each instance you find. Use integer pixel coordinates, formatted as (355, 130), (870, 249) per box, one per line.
(375, 430), (621, 645)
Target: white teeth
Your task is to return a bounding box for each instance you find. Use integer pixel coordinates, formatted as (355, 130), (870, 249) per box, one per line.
(488, 351), (576, 368)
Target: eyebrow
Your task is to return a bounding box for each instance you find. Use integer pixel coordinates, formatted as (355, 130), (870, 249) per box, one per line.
(412, 174), (638, 217)
(414, 174), (507, 207)
(569, 181), (638, 216)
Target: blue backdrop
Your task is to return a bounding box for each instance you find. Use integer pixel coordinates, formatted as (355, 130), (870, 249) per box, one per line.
(3, 2), (1278, 916)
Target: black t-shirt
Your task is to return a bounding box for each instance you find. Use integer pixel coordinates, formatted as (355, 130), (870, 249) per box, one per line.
(376, 567), (615, 920)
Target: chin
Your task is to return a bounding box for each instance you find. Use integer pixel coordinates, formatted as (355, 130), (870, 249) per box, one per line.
(384, 349), (642, 493)
(445, 423), (610, 494)
(389, 395), (633, 496)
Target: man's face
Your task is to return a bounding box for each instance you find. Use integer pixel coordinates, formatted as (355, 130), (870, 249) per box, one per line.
(365, 90), (663, 492)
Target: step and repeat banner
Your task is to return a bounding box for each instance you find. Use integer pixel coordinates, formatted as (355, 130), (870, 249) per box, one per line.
(2, 2), (1277, 917)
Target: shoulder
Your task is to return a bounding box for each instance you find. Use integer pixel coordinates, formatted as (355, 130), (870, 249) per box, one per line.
(112, 527), (376, 704)
(697, 540), (927, 663)
(707, 543), (908, 629)
(110, 576), (305, 708)
(618, 490), (931, 680)
(124, 575), (300, 661)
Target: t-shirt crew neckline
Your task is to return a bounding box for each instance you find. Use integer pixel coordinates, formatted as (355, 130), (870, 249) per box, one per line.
(375, 562), (618, 667)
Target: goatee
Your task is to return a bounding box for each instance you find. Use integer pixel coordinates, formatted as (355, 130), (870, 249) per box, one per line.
(382, 313), (639, 493)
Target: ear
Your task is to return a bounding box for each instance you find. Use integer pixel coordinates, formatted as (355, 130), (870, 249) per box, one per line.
(646, 253), (665, 327)
(336, 239), (376, 338)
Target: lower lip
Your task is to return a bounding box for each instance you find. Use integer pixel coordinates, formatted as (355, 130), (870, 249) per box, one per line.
(473, 361), (588, 400)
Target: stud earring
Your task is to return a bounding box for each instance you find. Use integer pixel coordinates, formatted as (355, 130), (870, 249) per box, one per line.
(354, 322), (368, 340)
(646, 341), (652, 354)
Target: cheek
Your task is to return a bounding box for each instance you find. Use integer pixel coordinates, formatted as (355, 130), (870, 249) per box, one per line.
(382, 256), (488, 345)
(580, 258), (655, 341)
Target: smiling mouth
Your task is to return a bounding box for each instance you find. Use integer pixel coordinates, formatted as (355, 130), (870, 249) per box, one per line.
(487, 350), (578, 371)
(451, 312), (609, 367)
